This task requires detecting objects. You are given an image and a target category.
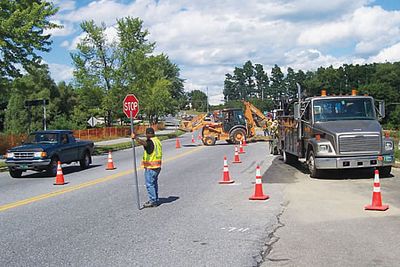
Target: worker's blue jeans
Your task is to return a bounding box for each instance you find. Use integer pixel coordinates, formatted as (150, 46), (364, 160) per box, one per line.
(144, 168), (161, 203)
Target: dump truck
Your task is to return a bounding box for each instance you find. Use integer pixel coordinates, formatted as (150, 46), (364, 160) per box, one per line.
(271, 84), (394, 178)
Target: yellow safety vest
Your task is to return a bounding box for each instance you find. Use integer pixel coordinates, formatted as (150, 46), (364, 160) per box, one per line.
(142, 137), (162, 169)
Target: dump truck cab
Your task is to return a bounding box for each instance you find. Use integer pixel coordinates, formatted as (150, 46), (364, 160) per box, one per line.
(275, 87), (394, 178)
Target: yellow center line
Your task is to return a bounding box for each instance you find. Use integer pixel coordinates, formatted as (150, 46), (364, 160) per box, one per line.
(0, 146), (205, 212)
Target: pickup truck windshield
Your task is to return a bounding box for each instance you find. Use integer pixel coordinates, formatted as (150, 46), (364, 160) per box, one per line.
(313, 98), (375, 122)
(25, 133), (58, 144)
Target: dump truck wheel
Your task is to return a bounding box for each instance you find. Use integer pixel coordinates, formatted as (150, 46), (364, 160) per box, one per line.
(307, 150), (321, 178)
(203, 136), (216, 146)
(378, 166), (391, 177)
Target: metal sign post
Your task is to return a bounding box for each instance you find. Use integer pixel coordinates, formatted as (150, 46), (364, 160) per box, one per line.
(130, 110), (141, 210)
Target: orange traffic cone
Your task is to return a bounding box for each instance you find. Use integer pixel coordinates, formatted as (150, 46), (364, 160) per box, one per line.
(219, 156), (234, 184)
(239, 141), (245, 154)
(249, 166), (269, 200)
(54, 161), (67, 185)
(242, 137), (247, 146)
(176, 138), (181, 149)
(191, 134), (195, 143)
(365, 170), (389, 211)
(232, 146), (242, 163)
(106, 151), (116, 170)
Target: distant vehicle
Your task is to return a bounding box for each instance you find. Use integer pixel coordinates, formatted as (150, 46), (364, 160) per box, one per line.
(271, 86), (394, 178)
(5, 130), (94, 178)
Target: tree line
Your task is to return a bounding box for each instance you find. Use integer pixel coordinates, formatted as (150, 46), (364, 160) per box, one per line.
(224, 61), (400, 128)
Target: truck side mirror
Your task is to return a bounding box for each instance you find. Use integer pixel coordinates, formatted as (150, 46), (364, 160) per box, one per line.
(378, 100), (385, 118)
(294, 103), (301, 120)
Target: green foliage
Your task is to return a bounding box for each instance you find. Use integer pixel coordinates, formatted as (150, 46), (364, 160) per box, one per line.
(188, 90), (208, 112)
(71, 17), (184, 125)
(0, 0), (59, 79)
(4, 90), (28, 134)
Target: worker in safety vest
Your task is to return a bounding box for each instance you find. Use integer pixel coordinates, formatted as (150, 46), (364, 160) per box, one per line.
(132, 127), (162, 208)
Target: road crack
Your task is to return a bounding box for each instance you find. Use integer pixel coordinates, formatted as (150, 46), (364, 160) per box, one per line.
(256, 201), (289, 266)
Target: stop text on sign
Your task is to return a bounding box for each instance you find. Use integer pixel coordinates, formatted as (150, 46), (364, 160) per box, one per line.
(123, 94), (139, 118)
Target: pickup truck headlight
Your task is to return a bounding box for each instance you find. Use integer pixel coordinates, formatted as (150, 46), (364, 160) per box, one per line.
(6, 152), (14, 159)
(318, 144), (329, 152)
(384, 141), (393, 151)
(34, 152), (47, 158)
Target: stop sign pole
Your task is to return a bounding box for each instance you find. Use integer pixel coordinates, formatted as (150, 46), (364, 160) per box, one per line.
(123, 94), (140, 210)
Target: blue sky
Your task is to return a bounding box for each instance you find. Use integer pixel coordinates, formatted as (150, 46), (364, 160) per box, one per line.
(44, 0), (400, 104)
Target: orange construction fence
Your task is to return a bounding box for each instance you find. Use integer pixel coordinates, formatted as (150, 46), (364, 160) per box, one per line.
(0, 123), (164, 155)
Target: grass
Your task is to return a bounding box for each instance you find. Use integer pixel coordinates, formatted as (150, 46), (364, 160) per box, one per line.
(93, 130), (185, 155)
(0, 161), (6, 169)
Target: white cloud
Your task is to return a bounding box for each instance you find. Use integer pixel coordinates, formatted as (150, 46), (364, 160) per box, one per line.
(47, 0), (400, 103)
(44, 20), (75, 37)
(52, 0), (76, 12)
(369, 42), (400, 63)
(47, 63), (74, 82)
(60, 40), (70, 48)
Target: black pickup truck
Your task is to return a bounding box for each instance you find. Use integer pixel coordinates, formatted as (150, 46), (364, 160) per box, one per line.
(5, 130), (94, 178)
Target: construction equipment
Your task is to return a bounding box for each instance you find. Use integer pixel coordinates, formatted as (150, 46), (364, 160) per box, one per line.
(179, 102), (273, 146)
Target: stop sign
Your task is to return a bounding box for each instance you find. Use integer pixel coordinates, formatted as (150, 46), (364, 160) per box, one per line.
(123, 94), (139, 118)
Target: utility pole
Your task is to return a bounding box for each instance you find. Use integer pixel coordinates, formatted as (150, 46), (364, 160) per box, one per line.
(206, 86), (209, 113)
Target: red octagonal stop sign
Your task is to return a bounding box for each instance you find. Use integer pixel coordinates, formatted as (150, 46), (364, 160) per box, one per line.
(123, 94), (139, 118)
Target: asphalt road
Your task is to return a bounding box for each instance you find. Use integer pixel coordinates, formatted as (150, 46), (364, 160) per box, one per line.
(0, 133), (282, 266)
(261, 157), (400, 267)
(2, 134), (400, 266)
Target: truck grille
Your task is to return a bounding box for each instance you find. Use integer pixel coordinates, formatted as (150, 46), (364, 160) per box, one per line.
(13, 152), (35, 159)
(339, 135), (380, 154)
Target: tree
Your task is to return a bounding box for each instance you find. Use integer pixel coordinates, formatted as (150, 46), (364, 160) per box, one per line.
(243, 60), (255, 98)
(0, 0), (59, 79)
(188, 90), (208, 112)
(4, 90), (28, 134)
(254, 64), (269, 99)
(270, 64), (285, 100)
(71, 20), (116, 126)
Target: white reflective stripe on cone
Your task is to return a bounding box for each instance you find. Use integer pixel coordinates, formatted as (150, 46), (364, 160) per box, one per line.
(223, 167), (229, 172)
(373, 187), (381, 192)
(256, 178), (262, 184)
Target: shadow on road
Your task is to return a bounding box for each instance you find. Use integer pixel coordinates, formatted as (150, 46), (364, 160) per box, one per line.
(16, 164), (103, 179)
(158, 196), (179, 206)
(266, 156), (392, 181)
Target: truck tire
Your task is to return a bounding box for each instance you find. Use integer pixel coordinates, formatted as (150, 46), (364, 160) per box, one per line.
(230, 128), (246, 144)
(9, 169), (22, 178)
(307, 150), (322, 178)
(378, 166), (391, 177)
(47, 157), (58, 177)
(80, 151), (91, 170)
(283, 150), (297, 164)
(203, 136), (216, 146)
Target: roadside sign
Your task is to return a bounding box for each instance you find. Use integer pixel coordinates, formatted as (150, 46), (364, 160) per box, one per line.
(123, 94), (141, 210)
(123, 94), (139, 118)
(87, 117), (98, 127)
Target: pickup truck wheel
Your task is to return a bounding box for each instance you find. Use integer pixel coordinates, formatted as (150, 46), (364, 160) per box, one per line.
(308, 151), (321, 178)
(47, 157), (58, 177)
(378, 166), (391, 177)
(80, 152), (91, 169)
(9, 169), (23, 178)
